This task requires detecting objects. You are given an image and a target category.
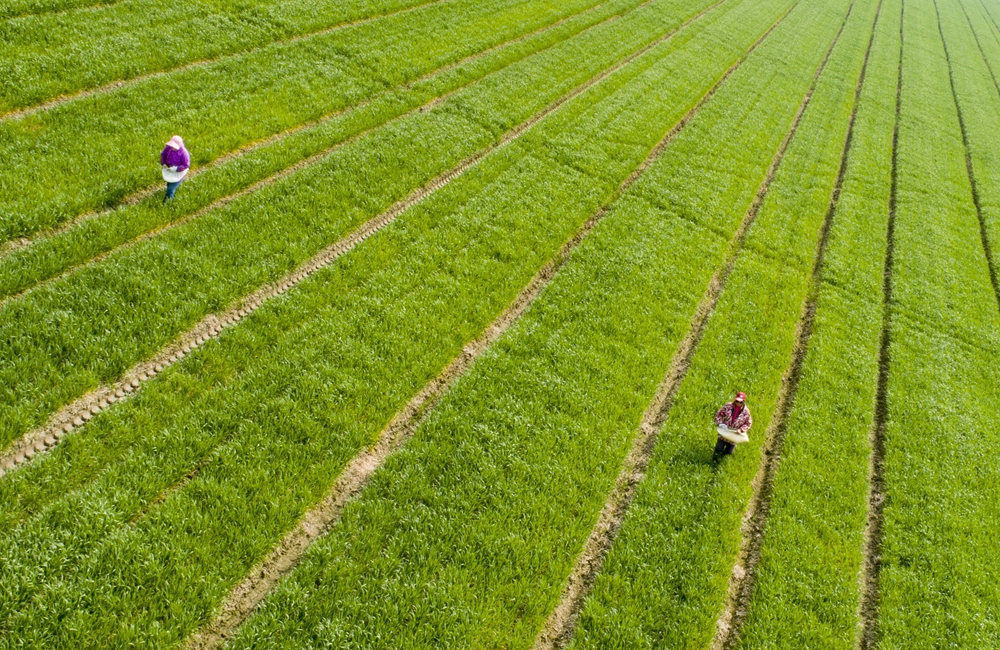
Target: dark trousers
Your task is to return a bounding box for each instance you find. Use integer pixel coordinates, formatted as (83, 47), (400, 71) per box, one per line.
(714, 437), (735, 456)
(165, 181), (181, 200)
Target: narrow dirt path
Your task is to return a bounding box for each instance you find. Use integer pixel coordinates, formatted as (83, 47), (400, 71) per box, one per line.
(708, 3), (882, 647)
(532, 3), (860, 648)
(0, 0), (448, 122)
(0, 0), (725, 476)
(858, 3), (903, 647)
(0, 0), (624, 262)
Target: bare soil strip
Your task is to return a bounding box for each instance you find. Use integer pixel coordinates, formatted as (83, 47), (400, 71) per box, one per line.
(0, 0), (621, 260)
(0, 0), (724, 476)
(708, 4), (882, 648)
(533, 5), (865, 649)
(941, 0), (1000, 314)
(858, 3), (902, 647)
(0, 0), (448, 122)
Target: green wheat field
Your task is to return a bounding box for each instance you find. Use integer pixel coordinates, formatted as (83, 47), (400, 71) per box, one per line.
(1, 0), (998, 647)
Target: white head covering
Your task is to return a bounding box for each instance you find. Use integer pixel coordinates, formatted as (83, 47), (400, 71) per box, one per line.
(166, 135), (184, 150)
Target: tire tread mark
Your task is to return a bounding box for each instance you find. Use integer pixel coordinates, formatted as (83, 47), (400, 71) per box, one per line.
(944, 0), (1000, 315)
(529, 3), (807, 646)
(180, 4), (750, 634)
(858, 2), (903, 647)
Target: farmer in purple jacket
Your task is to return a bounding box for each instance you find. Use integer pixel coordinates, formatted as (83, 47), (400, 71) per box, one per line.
(160, 135), (190, 202)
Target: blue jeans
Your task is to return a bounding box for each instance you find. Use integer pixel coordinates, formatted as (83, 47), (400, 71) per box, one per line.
(165, 181), (181, 200)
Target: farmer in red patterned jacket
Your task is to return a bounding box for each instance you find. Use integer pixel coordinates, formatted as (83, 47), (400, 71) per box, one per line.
(713, 391), (752, 458)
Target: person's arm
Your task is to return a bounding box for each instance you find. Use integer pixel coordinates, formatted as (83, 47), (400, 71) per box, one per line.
(160, 147), (168, 166)
(736, 408), (752, 434)
(176, 148), (191, 172)
(715, 405), (729, 426)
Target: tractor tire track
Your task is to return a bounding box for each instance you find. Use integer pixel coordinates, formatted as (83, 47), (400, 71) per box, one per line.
(0, 0), (624, 261)
(708, 2), (882, 647)
(957, 0), (1000, 90)
(940, 0), (1000, 315)
(858, 2), (903, 647)
(0, 0), (727, 476)
(533, 2), (857, 648)
(0, 0), (449, 122)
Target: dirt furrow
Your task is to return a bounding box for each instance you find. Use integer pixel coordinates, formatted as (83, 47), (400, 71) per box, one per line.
(0, 0), (724, 476)
(940, 0), (1000, 314)
(0, 0), (622, 261)
(957, 0), (1000, 88)
(708, 3), (882, 648)
(858, 3), (902, 647)
(0, 0), (449, 122)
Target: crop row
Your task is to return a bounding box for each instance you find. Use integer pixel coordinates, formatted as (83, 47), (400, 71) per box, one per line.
(208, 0), (862, 647)
(870, 0), (1000, 646)
(944, 0), (1000, 297)
(1, 0), (121, 20)
(961, 0), (1000, 73)
(0, 0), (610, 241)
(564, 0), (879, 648)
(975, 0), (1000, 39)
(0, 0), (720, 451)
(0, 0), (435, 108)
(730, 0), (898, 646)
(0, 0), (778, 645)
(0, 0), (648, 302)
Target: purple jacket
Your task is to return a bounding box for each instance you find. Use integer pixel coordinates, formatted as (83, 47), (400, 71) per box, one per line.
(160, 145), (190, 171)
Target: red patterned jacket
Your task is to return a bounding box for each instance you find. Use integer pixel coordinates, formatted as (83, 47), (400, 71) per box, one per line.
(715, 402), (752, 434)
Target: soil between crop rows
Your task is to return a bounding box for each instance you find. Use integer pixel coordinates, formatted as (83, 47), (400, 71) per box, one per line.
(940, 0), (1000, 318)
(858, 2), (902, 645)
(5, 0), (993, 645)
